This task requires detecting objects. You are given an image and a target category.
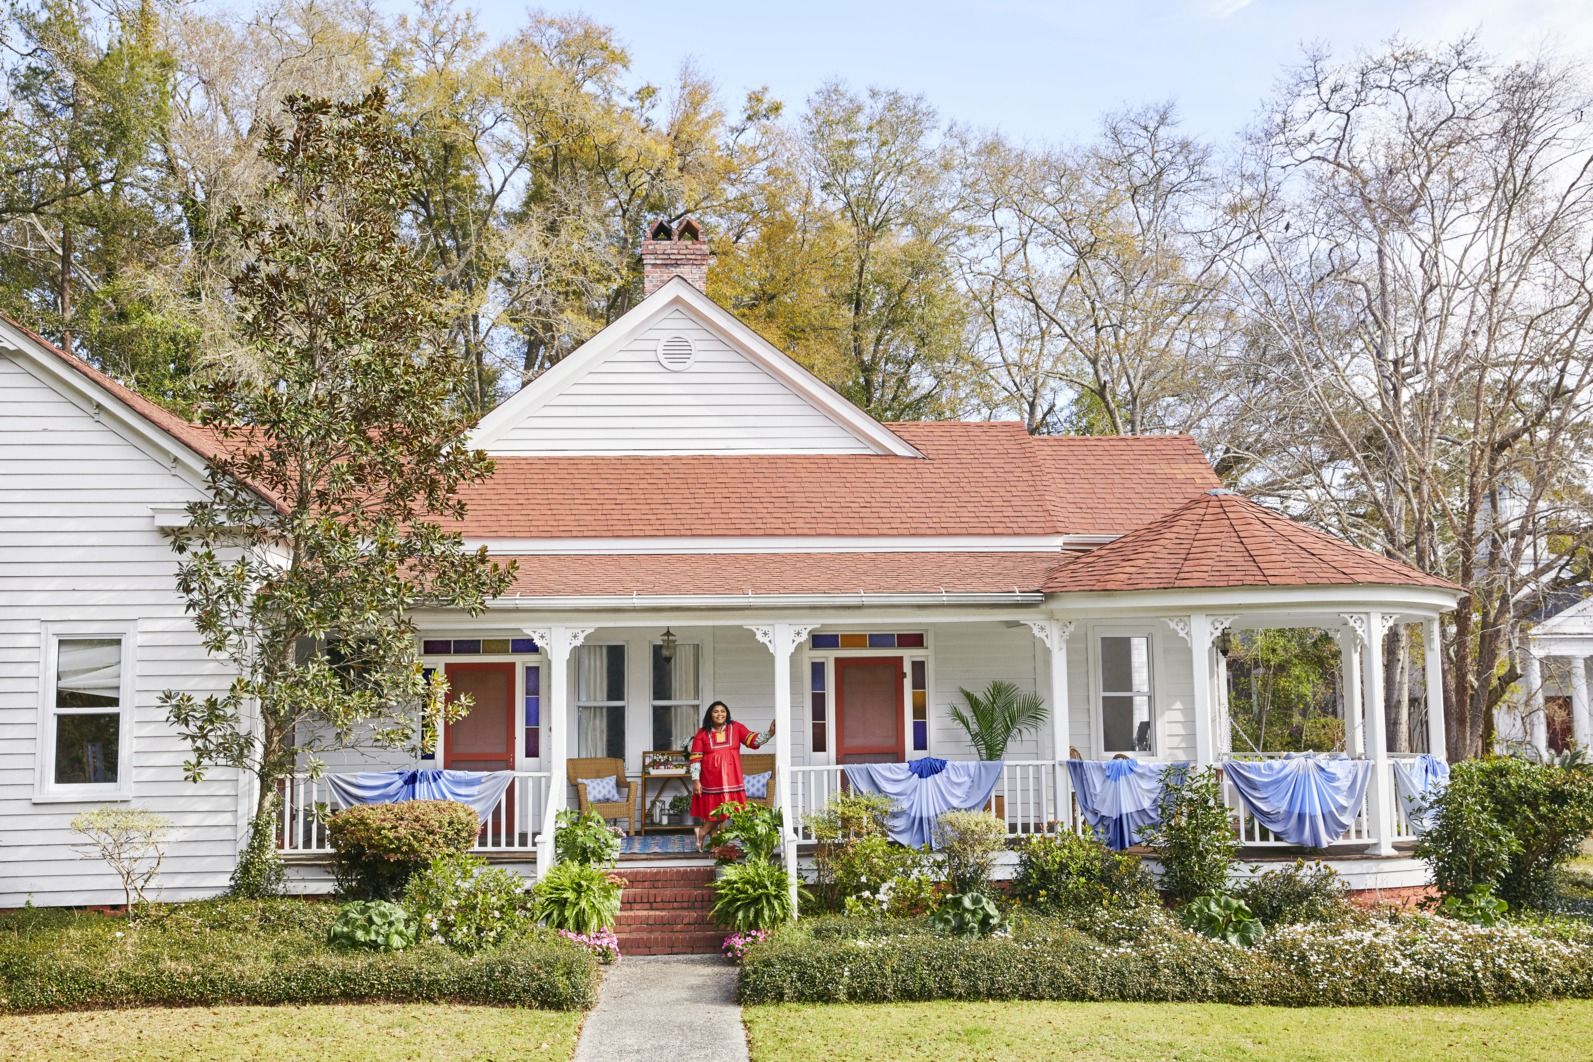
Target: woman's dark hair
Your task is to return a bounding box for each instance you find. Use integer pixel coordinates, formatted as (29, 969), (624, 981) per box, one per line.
(701, 700), (732, 731)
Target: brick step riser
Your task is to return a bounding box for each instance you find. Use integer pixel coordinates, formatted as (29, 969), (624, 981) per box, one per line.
(617, 908), (714, 920)
(621, 889), (716, 904)
(617, 935), (725, 952)
(617, 913), (718, 928)
(618, 902), (714, 914)
(618, 872), (717, 884)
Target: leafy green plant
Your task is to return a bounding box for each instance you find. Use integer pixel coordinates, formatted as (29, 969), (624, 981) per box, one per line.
(1440, 884), (1509, 927)
(1234, 860), (1352, 926)
(230, 796), (286, 898)
(532, 861), (622, 935)
(327, 900), (417, 951)
(1142, 765), (1237, 903)
(1181, 893), (1264, 946)
(934, 810), (1007, 894)
(326, 800), (481, 899)
(1011, 831), (1157, 913)
(805, 792), (893, 844)
(712, 859), (801, 930)
(69, 807), (170, 916)
(929, 891), (1007, 939)
(553, 808), (620, 867)
(710, 801), (784, 863)
(402, 853), (532, 953)
(949, 680), (1049, 760)
(1417, 757), (1593, 908)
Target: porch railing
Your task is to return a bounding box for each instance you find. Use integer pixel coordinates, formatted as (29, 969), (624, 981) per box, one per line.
(275, 771), (552, 855)
(1216, 755), (1421, 848)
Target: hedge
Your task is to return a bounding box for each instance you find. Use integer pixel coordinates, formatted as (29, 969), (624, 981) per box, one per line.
(327, 800), (483, 899)
(0, 899), (597, 1013)
(738, 910), (1593, 1007)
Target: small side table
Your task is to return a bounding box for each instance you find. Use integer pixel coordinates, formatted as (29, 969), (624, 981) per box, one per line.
(639, 765), (692, 835)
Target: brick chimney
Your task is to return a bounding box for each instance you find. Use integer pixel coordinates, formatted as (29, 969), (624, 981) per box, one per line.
(641, 217), (709, 296)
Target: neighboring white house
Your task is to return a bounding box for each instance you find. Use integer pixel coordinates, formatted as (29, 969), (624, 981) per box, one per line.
(1509, 599), (1593, 757)
(0, 220), (1464, 907)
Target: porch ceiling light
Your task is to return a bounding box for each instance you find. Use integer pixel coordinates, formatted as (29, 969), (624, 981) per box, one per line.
(660, 626), (678, 661)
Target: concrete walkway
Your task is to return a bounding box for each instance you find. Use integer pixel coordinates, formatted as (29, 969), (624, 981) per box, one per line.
(574, 955), (747, 1062)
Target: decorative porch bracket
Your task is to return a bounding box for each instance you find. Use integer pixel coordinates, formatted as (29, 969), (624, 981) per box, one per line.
(525, 626), (593, 869)
(745, 622), (815, 915)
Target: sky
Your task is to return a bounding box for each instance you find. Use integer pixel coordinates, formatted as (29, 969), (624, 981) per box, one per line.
(454, 0), (1593, 144)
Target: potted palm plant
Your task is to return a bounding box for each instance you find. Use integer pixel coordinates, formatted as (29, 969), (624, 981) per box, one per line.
(949, 680), (1049, 822)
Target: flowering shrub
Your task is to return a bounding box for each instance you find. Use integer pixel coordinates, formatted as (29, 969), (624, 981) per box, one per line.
(738, 909), (1593, 1006)
(935, 811), (1008, 894)
(1234, 860), (1352, 927)
(1011, 832), (1157, 914)
(401, 853), (533, 953)
(722, 929), (770, 962)
(557, 928), (621, 964)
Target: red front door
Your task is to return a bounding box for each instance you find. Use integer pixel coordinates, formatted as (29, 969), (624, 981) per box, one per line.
(444, 662), (515, 833)
(835, 657), (905, 764)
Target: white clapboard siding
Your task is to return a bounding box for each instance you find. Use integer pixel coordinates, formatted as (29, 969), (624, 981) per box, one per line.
(0, 355), (244, 907)
(487, 308), (878, 455)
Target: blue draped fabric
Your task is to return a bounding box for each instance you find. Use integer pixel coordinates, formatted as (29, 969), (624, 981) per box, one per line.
(1066, 759), (1186, 850)
(1392, 754), (1450, 836)
(908, 757), (947, 778)
(843, 761), (1005, 849)
(325, 768), (515, 824)
(1223, 754), (1372, 848)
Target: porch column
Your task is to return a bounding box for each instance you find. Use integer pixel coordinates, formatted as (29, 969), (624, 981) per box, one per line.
(1359, 613), (1397, 856)
(748, 622), (815, 916)
(1423, 618), (1449, 760)
(1025, 619), (1074, 832)
(1570, 656), (1592, 751)
(526, 625), (592, 869)
(1188, 614), (1215, 766)
(1338, 625), (1365, 756)
(1521, 647), (1546, 759)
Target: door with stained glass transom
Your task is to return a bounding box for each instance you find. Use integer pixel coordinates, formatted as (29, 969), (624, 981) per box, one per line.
(834, 656), (905, 764)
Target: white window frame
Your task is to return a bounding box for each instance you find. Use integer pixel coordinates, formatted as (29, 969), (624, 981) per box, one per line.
(1092, 628), (1157, 759)
(35, 621), (137, 802)
(575, 642), (627, 760)
(649, 640), (703, 752)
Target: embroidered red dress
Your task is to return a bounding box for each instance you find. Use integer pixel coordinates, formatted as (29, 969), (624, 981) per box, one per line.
(689, 721), (766, 820)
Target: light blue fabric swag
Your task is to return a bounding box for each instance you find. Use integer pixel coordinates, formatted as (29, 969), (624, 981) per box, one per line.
(843, 760), (1005, 849)
(325, 768), (515, 824)
(1066, 759), (1186, 850)
(1222, 754), (1371, 848)
(1391, 754), (1450, 836)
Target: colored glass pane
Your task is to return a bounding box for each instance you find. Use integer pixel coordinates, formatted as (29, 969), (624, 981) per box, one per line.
(912, 690), (927, 718)
(867, 633), (896, 648)
(839, 633), (868, 648)
(524, 729), (540, 757)
(422, 640), (450, 655)
(812, 722), (827, 753)
(810, 633), (840, 649)
(811, 690), (826, 720)
(452, 639), (481, 654)
(482, 638), (511, 654)
(810, 660), (826, 691)
(911, 660), (926, 689)
(511, 638), (538, 654)
(896, 632), (925, 648)
(912, 721), (928, 751)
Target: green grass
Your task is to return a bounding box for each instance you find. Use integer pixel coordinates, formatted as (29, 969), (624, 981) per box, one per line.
(0, 1004), (583, 1061)
(743, 1000), (1593, 1061)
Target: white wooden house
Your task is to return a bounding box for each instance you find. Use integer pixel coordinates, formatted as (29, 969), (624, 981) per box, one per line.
(0, 222), (1462, 907)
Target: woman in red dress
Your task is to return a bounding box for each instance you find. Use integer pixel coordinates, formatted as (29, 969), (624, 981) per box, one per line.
(689, 700), (774, 850)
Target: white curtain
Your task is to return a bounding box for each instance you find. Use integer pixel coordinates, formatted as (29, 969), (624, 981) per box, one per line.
(578, 706), (608, 758)
(56, 639), (122, 704)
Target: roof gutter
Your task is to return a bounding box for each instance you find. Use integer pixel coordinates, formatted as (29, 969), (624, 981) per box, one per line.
(484, 590), (1046, 610)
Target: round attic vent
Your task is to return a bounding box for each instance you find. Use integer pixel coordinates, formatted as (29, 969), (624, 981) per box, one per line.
(657, 333), (696, 371)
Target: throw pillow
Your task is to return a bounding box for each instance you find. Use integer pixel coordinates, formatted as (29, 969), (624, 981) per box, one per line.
(582, 774), (621, 802)
(744, 771), (771, 799)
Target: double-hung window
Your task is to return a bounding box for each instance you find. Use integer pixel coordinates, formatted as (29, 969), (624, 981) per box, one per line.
(1099, 634), (1154, 754)
(652, 643), (701, 751)
(575, 644), (626, 759)
(38, 626), (135, 800)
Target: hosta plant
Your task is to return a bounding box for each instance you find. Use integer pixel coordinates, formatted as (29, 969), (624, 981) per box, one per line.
(1440, 883), (1509, 926)
(712, 858), (800, 930)
(1182, 893), (1264, 947)
(554, 808), (621, 867)
(930, 891), (1007, 939)
(327, 899), (417, 951)
(532, 860), (623, 935)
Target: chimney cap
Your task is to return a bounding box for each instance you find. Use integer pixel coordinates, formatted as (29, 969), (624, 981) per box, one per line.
(645, 216), (703, 242)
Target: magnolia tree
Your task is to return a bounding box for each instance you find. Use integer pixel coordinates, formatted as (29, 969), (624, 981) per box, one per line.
(161, 89), (513, 894)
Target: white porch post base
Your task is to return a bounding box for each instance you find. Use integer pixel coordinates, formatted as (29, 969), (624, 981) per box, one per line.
(748, 622), (813, 917)
(527, 626), (591, 870)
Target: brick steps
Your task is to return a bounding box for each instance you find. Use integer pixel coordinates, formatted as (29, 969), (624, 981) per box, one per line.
(616, 867), (721, 956)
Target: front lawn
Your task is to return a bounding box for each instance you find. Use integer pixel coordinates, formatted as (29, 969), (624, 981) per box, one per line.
(0, 1004), (582, 1061)
(743, 1000), (1593, 1061)
(0, 899), (597, 1013)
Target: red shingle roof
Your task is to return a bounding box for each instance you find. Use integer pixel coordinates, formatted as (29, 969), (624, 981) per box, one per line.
(1041, 490), (1459, 593)
(498, 551), (1068, 597)
(457, 424), (1219, 539)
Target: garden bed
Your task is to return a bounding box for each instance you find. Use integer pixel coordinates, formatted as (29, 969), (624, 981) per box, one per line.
(0, 899), (598, 1013)
(738, 909), (1593, 1007)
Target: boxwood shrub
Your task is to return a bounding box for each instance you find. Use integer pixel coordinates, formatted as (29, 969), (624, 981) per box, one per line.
(326, 800), (482, 899)
(0, 898), (596, 1013)
(738, 910), (1593, 1007)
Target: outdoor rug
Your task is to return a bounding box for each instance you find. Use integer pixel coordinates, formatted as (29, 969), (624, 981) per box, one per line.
(620, 833), (700, 855)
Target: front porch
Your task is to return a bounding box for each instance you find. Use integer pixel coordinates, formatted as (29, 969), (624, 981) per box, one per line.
(278, 590), (1453, 891)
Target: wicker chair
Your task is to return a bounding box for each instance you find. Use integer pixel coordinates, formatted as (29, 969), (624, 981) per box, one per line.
(567, 757), (640, 836)
(740, 753), (777, 809)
